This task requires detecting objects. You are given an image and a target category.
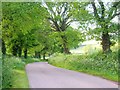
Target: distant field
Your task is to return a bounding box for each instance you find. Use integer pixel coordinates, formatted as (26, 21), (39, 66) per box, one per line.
(70, 40), (118, 54)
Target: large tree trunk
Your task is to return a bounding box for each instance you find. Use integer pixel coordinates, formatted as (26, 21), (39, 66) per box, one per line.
(18, 46), (22, 57)
(63, 40), (70, 54)
(24, 48), (27, 58)
(61, 35), (70, 54)
(43, 53), (46, 60)
(12, 45), (18, 56)
(101, 31), (111, 53)
(2, 39), (6, 55)
(35, 51), (41, 58)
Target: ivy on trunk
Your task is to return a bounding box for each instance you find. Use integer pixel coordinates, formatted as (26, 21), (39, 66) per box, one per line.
(101, 32), (111, 53)
(61, 34), (70, 54)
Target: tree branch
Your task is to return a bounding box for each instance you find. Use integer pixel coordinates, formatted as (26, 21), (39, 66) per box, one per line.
(112, 1), (120, 8)
(108, 1), (120, 20)
(48, 17), (61, 32)
(91, 1), (101, 21)
(98, 0), (105, 19)
(110, 12), (120, 20)
(61, 2), (68, 17)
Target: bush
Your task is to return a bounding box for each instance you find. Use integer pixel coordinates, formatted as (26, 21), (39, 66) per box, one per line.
(13, 57), (25, 70)
(2, 56), (25, 88)
(23, 57), (41, 64)
(2, 56), (42, 88)
(2, 56), (14, 88)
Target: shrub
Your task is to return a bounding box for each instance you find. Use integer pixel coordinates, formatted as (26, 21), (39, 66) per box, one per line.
(23, 57), (41, 64)
(2, 55), (42, 88)
(2, 56), (14, 88)
(2, 56), (25, 88)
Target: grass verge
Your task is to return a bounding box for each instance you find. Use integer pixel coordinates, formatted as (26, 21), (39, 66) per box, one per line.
(48, 51), (118, 82)
(2, 56), (42, 88)
(12, 69), (29, 88)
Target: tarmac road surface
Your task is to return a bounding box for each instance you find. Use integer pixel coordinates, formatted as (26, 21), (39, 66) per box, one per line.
(26, 62), (118, 88)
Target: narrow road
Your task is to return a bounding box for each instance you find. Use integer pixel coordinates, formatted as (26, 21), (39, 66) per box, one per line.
(26, 62), (118, 88)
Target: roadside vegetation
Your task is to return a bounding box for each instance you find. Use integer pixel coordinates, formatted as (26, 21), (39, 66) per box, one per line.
(2, 56), (41, 88)
(49, 44), (119, 82)
(0, 51), (2, 89)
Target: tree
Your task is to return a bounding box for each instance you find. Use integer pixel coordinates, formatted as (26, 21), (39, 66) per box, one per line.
(33, 28), (53, 59)
(2, 2), (49, 58)
(90, 0), (120, 53)
(45, 2), (75, 54)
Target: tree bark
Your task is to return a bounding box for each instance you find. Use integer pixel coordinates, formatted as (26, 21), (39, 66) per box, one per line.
(35, 51), (41, 58)
(2, 39), (6, 55)
(61, 35), (70, 54)
(43, 53), (46, 60)
(12, 45), (18, 56)
(24, 48), (27, 58)
(35, 51), (37, 58)
(18, 46), (22, 57)
(101, 31), (111, 53)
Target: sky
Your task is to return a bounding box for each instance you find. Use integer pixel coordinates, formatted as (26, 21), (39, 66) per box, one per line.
(70, 1), (119, 29)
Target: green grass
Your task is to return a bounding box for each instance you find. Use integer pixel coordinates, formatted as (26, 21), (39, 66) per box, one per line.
(2, 56), (42, 88)
(12, 69), (29, 88)
(11, 57), (43, 88)
(77, 69), (118, 82)
(48, 51), (118, 82)
(0, 65), (1, 89)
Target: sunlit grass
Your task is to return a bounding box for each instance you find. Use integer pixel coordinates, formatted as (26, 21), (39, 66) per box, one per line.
(12, 69), (29, 88)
